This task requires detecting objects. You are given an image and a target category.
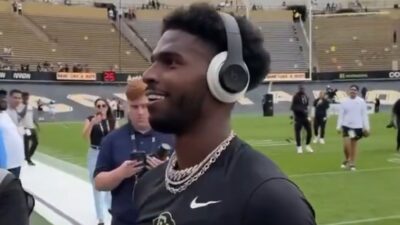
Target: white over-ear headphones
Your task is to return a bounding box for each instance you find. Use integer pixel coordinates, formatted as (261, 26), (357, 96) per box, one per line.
(206, 12), (250, 103)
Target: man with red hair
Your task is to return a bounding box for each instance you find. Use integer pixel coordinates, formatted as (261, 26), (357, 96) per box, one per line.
(94, 78), (174, 225)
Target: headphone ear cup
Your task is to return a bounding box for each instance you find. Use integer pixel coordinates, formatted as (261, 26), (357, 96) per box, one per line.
(207, 51), (227, 102)
(207, 52), (248, 103)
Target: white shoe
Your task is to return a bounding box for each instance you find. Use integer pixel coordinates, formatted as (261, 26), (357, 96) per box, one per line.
(297, 147), (303, 154)
(349, 166), (356, 171)
(340, 161), (348, 169)
(313, 138), (319, 144)
(319, 139), (325, 144)
(305, 145), (314, 153)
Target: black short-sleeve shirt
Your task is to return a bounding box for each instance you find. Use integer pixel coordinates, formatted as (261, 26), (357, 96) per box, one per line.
(134, 137), (316, 225)
(87, 115), (114, 146)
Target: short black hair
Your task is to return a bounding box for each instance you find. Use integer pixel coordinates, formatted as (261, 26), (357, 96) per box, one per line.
(162, 3), (270, 91)
(9, 89), (22, 96)
(0, 89), (7, 97)
(22, 92), (30, 98)
(350, 84), (359, 91)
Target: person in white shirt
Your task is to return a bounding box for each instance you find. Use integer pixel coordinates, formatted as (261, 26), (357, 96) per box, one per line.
(336, 84), (370, 171)
(0, 91), (24, 178)
(20, 92), (39, 166)
(7, 90), (21, 124)
(6, 89), (24, 136)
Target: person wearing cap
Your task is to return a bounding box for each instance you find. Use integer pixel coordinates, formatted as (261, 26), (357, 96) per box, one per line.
(337, 84), (370, 171)
(94, 78), (174, 225)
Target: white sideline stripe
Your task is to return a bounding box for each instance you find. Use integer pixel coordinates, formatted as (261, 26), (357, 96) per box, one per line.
(20, 161), (112, 225)
(251, 143), (291, 147)
(321, 214), (400, 225)
(32, 197), (73, 225)
(247, 139), (273, 142)
(291, 166), (400, 178)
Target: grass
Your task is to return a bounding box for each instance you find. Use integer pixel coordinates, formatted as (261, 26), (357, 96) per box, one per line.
(34, 113), (400, 225)
(31, 212), (51, 225)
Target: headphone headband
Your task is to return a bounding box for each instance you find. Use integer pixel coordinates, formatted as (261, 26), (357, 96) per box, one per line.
(206, 11), (250, 103)
(218, 12), (244, 64)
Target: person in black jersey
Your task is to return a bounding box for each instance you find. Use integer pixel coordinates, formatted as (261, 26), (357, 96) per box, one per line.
(291, 85), (314, 154)
(134, 4), (316, 225)
(312, 91), (330, 144)
(82, 98), (117, 225)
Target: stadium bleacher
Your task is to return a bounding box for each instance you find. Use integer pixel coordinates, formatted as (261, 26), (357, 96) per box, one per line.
(0, 1), (309, 74)
(1, 2), (149, 72)
(313, 12), (400, 72)
(130, 9), (309, 73)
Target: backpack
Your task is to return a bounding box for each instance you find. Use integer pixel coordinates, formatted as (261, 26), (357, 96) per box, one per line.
(0, 169), (35, 225)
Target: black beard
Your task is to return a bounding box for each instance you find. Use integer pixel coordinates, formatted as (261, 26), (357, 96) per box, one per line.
(149, 93), (205, 136)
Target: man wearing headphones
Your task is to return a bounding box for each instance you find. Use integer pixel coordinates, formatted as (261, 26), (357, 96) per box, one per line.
(134, 4), (316, 225)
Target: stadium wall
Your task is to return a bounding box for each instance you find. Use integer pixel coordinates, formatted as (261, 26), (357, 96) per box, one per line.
(1, 70), (399, 84)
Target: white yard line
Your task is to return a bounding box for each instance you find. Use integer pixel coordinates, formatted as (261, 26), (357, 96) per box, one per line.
(291, 166), (400, 178)
(321, 214), (400, 225)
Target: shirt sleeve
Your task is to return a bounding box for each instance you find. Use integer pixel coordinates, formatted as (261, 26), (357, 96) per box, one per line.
(336, 102), (344, 130)
(94, 135), (114, 178)
(0, 129), (7, 169)
(242, 178), (316, 225)
(362, 101), (370, 131)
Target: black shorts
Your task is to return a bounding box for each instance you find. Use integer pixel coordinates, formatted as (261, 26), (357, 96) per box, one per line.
(342, 126), (363, 140)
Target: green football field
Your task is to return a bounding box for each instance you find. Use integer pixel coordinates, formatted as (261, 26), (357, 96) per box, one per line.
(32, 113), (400, 225)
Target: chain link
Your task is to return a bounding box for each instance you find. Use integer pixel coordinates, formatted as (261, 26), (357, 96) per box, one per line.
(165, 131), (236, 194)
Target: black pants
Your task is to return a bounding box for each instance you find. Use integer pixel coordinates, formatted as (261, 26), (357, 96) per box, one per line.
(294, 119), (312, 147)
(314, 116), (327, 138)
(24, 129), (38, 162)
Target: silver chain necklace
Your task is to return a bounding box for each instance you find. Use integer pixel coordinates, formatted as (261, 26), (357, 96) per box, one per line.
(165, 131), (236, 194)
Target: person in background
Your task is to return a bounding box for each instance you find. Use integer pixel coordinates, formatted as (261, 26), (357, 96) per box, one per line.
(37, 99), (44, 121)
(337, 84), (370, 171)
(94, 78), (174, 225)
(361, 86), (367, 99)
(374, 97), (380, 113)
(0, 90), (8, 169)
(118, 100), (124, 119)
(82, 98), (117, 225)
(326, 85), (337, 103)
(291, 85), (314, 154)
(48, 100), (56, 121)
(312, 91), (330, 144)
(391, 98), (400, 152)
(1, 90), (24, 178)
(7, 89), (23, 128)
(19, 92), (39, 166)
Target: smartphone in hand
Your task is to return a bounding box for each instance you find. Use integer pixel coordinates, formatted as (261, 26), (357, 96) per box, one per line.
(130, 151), (146, 165)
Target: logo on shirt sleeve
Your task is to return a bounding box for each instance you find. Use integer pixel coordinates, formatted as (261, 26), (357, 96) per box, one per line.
(153, 212), (176, 225)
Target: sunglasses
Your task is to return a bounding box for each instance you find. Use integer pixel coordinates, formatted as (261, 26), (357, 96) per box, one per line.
(96, 104), (107, 109)
(350, 88), (358, 91)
